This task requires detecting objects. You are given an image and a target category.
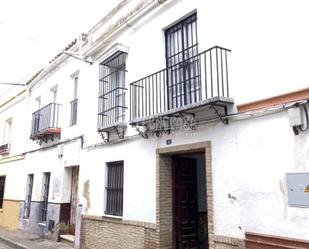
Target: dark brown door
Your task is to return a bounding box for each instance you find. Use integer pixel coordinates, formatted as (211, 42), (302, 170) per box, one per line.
(69, 166), (79, 234)
(173, 156), (198, 249)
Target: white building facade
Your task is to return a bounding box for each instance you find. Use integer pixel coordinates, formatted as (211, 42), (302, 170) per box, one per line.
(0, 0), (309, 249)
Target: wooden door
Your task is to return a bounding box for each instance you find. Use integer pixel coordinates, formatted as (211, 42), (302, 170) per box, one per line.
(69, 166), (79, 234)
(173, 156), (198, 249)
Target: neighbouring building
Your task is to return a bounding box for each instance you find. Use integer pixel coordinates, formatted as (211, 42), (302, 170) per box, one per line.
(0, 0), (309, 249)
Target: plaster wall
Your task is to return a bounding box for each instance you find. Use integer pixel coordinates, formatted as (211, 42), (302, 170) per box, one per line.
(78, 109), (309, 241)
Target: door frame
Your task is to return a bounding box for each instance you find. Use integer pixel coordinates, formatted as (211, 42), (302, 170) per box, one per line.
(156, 141), (214, 249)
(69, 165), (79, 235)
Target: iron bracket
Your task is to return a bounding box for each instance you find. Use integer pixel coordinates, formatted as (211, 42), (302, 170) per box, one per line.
(178, 112), (196, 130)
(100, 132), (110, 143)
(115, 126), (125, 140)
(210, 103), (229, 125)
(133, 125), (148, 139)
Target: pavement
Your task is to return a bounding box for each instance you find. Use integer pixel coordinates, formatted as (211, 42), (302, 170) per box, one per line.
(0, 226), (72, 249)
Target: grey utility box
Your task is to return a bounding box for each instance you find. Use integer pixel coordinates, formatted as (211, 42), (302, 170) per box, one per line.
(286, 172), (309, 207)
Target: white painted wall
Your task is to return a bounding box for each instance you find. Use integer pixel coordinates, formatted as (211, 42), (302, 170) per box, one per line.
(0, 0), (309, 242)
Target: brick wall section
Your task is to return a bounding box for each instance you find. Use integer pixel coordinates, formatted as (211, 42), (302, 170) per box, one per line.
(214, 235), (245, 249)
(81, 215), (156, 249)
(157, 141), (215, 249)
(80, 141), (245, 249)
(156, 154), (173, 249)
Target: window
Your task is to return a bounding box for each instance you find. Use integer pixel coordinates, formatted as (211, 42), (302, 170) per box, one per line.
(0, 176), (5, 209)
(165, 13), (200, 109)
(3, 118), (12, 145)
(98, 51), (127, 130)
(36, 96), (41, 109)
(70, 75), (78, 126)
(41, 172), (50, 222)
(51, 86), (58, 103)
(24, 174), (34, 218)
(105, 161), (124, 216)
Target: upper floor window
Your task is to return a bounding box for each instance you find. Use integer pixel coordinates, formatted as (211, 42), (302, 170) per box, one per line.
(98, 51), (127, 131)
(3, 118), (12, 145)
(165, 13), (199, 109)
(50, 86), (58, 103)
(36, 96), (41, 110)
(70, 74), (79, 126)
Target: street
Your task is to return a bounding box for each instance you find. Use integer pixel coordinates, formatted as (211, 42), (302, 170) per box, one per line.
(0, 241), (14, 249)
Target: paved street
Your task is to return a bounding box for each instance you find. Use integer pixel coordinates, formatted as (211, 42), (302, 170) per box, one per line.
(0, 241), (14, 249)
(0, 226), (72, 249)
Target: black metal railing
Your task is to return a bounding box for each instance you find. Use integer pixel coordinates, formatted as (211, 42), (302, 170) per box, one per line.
(130, 46), (231, 121)
(0, 143), (10, 154)
(31, 103), (60, 136)
(70, 99), (78, 126)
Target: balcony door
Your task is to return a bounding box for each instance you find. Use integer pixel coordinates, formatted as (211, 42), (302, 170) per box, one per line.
(165, 13), (200, 110)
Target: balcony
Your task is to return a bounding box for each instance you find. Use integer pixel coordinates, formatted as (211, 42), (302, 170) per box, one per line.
(129, 46), (233, 134)
(30, 103), (61, 141)
(0, 144), (10, 155)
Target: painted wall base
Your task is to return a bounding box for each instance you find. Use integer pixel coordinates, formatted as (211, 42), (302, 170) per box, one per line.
(0, 200), (21, 229)
(19, 202), (70, 241)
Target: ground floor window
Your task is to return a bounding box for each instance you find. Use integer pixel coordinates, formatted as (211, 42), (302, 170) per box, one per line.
(41, 172), (50, 222)
(0, 176), (5, 209)
(105, 161), (124, 216)
(24, 174), (34, 218)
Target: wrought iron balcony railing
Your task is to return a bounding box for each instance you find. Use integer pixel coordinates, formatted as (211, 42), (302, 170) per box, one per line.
(30, 103), (61, 139)
(130, 46), (232, 124)
(0, 143), (10, 155)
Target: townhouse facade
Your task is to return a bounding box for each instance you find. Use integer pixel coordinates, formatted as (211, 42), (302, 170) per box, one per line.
(0, 0), (309, 249)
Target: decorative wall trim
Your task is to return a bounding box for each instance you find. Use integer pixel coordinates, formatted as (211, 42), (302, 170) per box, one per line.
(237, 87), (309, 113)
(0, 154), (25, 164)
(214, 235), (243, 246)
(245, 232), (309, 249)
(82, 214), (156, 229)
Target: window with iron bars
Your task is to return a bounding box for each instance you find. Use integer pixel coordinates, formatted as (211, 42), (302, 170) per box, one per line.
(70, 75), (78, 126)
(41, 172), (50, 222)
(98, 51), (127, 131)
(105, 161), (123, 216)
(165, 13), (200, 109)
(0, 176), (5, 209)
(24, 174), (34, 218)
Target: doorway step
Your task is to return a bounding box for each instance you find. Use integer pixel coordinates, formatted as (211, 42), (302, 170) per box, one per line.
(59, 234), (74, 247)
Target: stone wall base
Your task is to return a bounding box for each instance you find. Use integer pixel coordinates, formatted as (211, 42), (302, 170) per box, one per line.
(81, 215), (157, 249)
(80, 215), (245, 249)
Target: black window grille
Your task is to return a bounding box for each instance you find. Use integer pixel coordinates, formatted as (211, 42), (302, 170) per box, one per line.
(165, 13), (199, 109)
(98, 51), (127, 131)
(70, 99), (78, 126)
(0, 176), (5, 209)
(24, 174), (34, 218)
(41, 172), (50, 222)
(105, 161), (124, 216)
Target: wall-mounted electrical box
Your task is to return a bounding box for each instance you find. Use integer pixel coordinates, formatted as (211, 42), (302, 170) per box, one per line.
(286, 172), (309, 207)
(288, 107), (303, 127)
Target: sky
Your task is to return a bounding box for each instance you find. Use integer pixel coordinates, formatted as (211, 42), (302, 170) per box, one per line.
(0, 0), (118, 96)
